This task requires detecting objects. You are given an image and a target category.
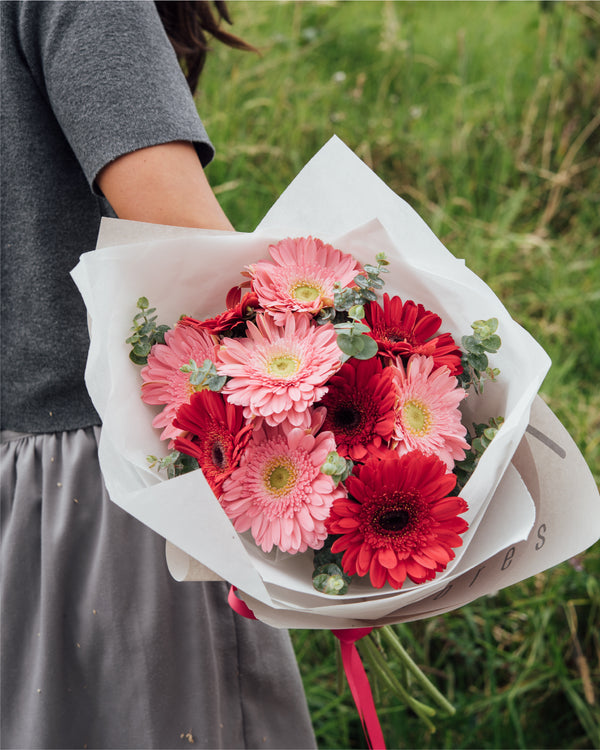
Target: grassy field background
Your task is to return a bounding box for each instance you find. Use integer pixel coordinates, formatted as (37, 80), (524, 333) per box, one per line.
(197, 1), (600, 747)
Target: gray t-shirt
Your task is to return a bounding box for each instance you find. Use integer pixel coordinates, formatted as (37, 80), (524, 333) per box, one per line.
(1, 0), (214, 432)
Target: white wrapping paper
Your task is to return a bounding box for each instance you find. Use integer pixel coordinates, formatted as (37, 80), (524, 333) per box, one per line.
(72, 137), (600, 629)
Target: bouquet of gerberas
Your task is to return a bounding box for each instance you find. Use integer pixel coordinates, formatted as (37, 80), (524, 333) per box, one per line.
(132, 236), (504, 599)
(72, 137), (600, 749)
(127, 234), (510, 742)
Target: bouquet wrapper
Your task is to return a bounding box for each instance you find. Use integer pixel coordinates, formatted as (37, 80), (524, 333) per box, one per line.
(72, 136), (600, 630)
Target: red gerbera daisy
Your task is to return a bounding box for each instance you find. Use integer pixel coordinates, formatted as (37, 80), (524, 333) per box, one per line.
(319, 357), (397, 461)
(173, 390), (254, 496)
(326, 451), (469, 589)
(364, 293), (463, 375)
(178, 290), (260, 337)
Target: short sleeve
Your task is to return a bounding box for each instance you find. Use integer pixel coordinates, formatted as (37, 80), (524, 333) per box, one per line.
(17, 0), (214, 191)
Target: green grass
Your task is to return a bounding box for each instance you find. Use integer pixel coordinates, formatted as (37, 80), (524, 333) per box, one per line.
(197, 1), (600, 747)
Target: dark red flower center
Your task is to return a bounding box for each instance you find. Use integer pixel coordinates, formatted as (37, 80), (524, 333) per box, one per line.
(360, 490), (432, 550)
(325, 393), (378, 440)
(379, 326), (410, 344)
(332, 404), (364, 431)
(378, 507), (410, 532)
(210, 439), (228, 471)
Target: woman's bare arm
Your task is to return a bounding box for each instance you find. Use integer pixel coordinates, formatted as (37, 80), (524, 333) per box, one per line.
(96, 140), (234, 230)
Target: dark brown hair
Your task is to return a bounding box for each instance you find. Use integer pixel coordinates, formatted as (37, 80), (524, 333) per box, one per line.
(155, 1), (256, 94)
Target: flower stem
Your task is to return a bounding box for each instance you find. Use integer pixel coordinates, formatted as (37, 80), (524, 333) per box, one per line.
(357, 634), (438, 731)
(335, 639), (345, 696)
(378, 625), (456, 715)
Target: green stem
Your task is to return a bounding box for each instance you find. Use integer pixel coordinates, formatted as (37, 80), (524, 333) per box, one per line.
(378, 626), (456, 715)
(335, 638), (345, 696)
(357, 635), (437, 732)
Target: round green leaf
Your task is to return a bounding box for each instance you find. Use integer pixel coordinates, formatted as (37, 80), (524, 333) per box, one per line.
(336, 333), (358, 356)
(351, 335), (378, 360)
(467, 351), (488, 371)
(129, 351), (148, 366)
(481, 334), (501, 352)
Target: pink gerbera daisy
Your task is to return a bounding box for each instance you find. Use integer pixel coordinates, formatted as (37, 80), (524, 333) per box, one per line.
(392, 355), (469, 470)
(173, 391), (254, 496)
(141, 324), (218, 442)
(248, 236), (361, 323)
(220, 410), (346, 554)
(319, 357), (397, 461)
(217, 312), (342, 427)
(326, 451), (469, 589)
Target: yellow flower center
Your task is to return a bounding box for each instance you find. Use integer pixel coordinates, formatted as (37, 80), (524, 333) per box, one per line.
(402, 399), (432, 436)
(267, 354), (300, 378)
(265, 457), (296, 495)
(291, 281), (321, 303)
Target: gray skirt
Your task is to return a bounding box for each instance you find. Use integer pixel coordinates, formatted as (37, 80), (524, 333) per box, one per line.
(0, 428), (316, 750)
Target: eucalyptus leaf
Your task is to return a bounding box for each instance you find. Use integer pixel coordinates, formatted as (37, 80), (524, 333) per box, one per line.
(481, 334), (501, 352)
(348, 304), (365, 320)
(321, 451), (347, 477)
(312, 564), (350, 596)
(354, 274), (370, 289)
(129, 351), (148, 366)
(127, 297), (170, 366)
(351, 335), (378, 360)
(467, 351), (488, 371)
(208, 375), (227, 392)
(462, 335), (480, 353)
(473, 318), (498, 337)
(336, 333), (358, 356)
(134, 341), (152, 356)
(361, 289), (378, 302)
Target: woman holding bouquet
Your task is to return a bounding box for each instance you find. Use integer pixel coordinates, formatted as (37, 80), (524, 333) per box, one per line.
(0, 2), (315, 748)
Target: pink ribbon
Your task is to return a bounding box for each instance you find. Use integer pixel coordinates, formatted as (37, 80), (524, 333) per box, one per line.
(227, 585), (257, 620)
(332, 628), (386, 750)
(228, 587), (386, 750)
